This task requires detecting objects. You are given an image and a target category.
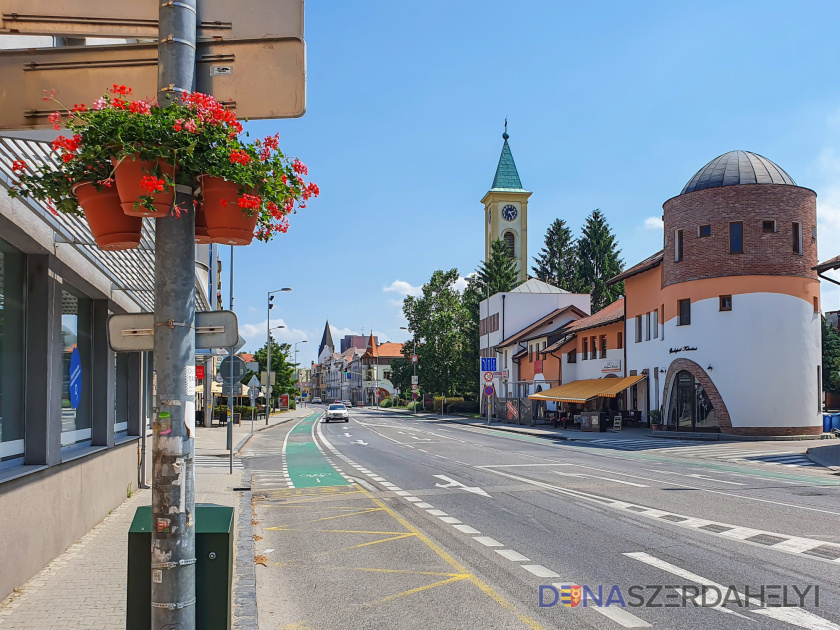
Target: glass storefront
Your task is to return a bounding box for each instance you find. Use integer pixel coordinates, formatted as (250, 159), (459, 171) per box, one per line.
(0, 239), (26, 468)
(115, 353), (129, 434)
(667, 370), (718, 431)
(61, 286), (93, 446)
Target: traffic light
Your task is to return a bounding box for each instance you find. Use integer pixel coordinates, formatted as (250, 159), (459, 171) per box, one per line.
(269, 294), (275, 310)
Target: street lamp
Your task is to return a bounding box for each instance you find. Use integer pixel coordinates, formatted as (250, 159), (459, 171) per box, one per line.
(294, 340), (308, 404)
(401, 326), (418, 414)
(266, 288), (292, 415)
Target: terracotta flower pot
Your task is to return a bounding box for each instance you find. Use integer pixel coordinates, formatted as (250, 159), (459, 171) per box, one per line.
(194, 203), (213, 244)
(199, 175), (258, 246)
(73, 182), (142, 251)
(111, 156), (175, 217)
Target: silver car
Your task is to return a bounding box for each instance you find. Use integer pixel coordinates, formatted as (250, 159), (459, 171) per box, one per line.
(324, 403), (349, 423)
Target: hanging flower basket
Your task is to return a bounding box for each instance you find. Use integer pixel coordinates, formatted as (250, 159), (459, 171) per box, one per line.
(198, 176), (258, 246)
(111, 156), (175, 217)
(194, 202), (213, 244)
(72, 182), (142, 250)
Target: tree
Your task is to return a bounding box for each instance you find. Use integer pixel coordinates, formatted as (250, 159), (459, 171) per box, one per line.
(822, 317), (840, 396)
(476, 238), (519, 297)
(576, 209), (624, 311)
(254, 338), (296, 405)
(532, 218), (579, 290)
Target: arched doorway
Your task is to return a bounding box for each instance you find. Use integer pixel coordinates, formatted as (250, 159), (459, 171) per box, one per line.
(666, 370), (718, 431)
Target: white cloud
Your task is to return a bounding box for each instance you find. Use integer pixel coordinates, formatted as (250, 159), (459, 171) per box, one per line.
(453, 276), (470, 292)
(644, 216), (663, 230)
(383, 279), (422, 297)
(330, 325), (359, 338)
(239, 317), (310, 349)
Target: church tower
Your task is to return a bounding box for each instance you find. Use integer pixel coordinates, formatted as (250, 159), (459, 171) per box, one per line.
(481, 125), (531, 284)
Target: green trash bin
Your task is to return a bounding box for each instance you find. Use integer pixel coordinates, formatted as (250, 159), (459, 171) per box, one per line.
(127, 504), (234, 630)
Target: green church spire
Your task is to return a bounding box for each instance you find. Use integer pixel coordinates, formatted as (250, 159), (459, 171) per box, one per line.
(490, 121), (527, 192)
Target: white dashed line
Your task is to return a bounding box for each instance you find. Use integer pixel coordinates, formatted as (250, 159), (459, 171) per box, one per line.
(474, 537), (503, 547)
(521, 565), (559, 578)
(453, 524), (481, 534)
(496, 549), (530, 562)
(427, 509), (448, 516)
(439, 517), (462, 524)
(414, 502), (434, 509)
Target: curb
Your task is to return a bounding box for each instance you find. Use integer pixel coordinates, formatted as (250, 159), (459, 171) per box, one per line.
(232, 470), (258, 630)
(234, 414), (304, 454)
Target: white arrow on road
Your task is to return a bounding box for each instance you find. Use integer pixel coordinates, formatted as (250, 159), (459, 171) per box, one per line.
(433, 474), (491, 498)
(343, 433), (352, 437)
(354, 440), (368, 446)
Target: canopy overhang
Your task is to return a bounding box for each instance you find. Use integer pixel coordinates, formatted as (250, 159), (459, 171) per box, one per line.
(528, 375), (646, 403)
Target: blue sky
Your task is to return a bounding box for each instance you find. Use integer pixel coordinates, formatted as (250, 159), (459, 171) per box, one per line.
(233, 0), (840, 365)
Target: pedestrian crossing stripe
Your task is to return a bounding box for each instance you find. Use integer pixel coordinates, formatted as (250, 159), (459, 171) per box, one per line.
(195, 456), (243, 469)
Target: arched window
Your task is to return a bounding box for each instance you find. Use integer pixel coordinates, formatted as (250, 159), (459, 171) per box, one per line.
(503, 231), (515, 258)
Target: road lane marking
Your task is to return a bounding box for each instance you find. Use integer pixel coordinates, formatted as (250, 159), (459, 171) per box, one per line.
(521, 565), (559, 578)
(433, 474), (491, 497)
(414, 502), (434, 509)
(646, 469), (746, 485)
(405, 497), (421, 502)
(586, 605), (652, 628)
(474, 536), (504, 547)
(496, 549), (530, 562)
(552, 471), (648, 487)
(440, 517), (462, 524)
(624, 552), (839, 630)
(454, 524), (481, 534)
(427, 509), (448, 516)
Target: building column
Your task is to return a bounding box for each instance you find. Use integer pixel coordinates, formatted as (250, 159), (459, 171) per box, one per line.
(24, 256), (63, 466)
(91, 300), (115, 448)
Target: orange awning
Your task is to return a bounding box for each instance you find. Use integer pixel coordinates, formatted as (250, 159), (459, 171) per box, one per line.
(528, 375), (646, 403)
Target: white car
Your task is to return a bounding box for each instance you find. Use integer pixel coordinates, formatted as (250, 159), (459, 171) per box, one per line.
(324, 403), (349, 423)
(341, 399), (353, 408)
(312, 397), (322, 404)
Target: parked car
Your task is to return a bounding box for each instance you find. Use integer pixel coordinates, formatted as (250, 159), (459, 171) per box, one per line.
(341, 399), (353, 408)
(324, 403), (349, 422)
(312, 397), (322, 404)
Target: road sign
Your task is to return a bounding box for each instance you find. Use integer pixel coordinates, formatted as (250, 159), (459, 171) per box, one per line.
(247, 374), (261, 391)
(221, 383), (243, 397)
(195, 365), (205, 380)
(0, 0), (304, 40)
(411, 354), (418, 364)
(411, 384), (419, 392)
(219, 355), (246, 380)
(411, 375), (418, 385)
(506, 400), (519, 420)
(483, 372), (493, 382)
(0, 38), (305, 130)
(483, 385), (495, 397)
(480, 357), (497, 372)
(502, 370), (508, 378)
(260, 371), (276, 386)
(412, 393), (418, 400)
(107, 310), (239, 351)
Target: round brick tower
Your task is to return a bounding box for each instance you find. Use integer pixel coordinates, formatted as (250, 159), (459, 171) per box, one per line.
(659, 151), (822, 436)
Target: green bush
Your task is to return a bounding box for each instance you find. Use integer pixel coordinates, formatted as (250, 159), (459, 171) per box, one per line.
(447, 401), (480, 414)
(407, 401), (424, 412)
(433, 397), (464, 413)
(380, 398), (393, 408)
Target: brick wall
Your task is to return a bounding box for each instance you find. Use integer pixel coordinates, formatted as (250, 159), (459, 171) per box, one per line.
(662, 184), (817, 288)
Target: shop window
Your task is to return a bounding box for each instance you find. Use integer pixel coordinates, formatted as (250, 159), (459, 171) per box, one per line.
(667, 370), (718, 430)
(0, 239), (26, 469)
(652, 309), (659, 339)
(61, 286), (93, 447)
(115, 353), (129, 434)
(720, 295), (732, 311)
(675, 229), (684, 262)
(698, 225), (711, 238)
(793, 222), (802, 255)
(617, 331), (623, 349)
(582, 338), (588, 360)
(600, 335), (607, 358)
(763, 220), (776, 233)
(678, 299), (691, 326)
(730, 222), (743, 254)
(635, 315), (642, 342)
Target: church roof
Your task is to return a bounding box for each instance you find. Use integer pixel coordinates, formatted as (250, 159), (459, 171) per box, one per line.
(318, 321), (334, 357)
(509, 278), (570, 294)
(490, 129), (529, 193)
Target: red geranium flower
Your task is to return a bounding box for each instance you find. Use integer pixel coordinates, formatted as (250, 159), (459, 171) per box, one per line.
(140, 175), (165, 194)
(229, 150), (251, 165)
(11, 160), (26, 172)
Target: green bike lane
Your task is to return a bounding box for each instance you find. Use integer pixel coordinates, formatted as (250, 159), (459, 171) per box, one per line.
(284, 412), (351, 488)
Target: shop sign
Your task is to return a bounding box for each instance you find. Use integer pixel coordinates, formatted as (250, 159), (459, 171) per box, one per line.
(669, 346), (698, 354)
(196, 365), (205, 380)
(602, 359), (621, 373)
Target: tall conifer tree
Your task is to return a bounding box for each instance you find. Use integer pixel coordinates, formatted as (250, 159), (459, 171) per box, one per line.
(576, 209), (624, 311)
(532, 218), (578, 290)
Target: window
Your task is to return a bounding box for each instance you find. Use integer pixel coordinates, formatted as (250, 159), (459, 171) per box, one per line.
(645, 313), (651, 341)
(567, 349), (576, 363)
(115, 353), (129, 434)
(600, 335), (607, 358)
(698, 225), (711, 238)
(61, 286), (93, 446)
(793, 222), (802, 255)
(617, 331), (623, 349)
(503, 231), (515, 258)
(814, 296), (820, 313)
(383, 371), (392, 381)
(0, 239), (26, 469)
(582, 338), (588, 360)
(590, 336), (597, 360)
(635, 315), (642, 342)
(720, 295), (732, 311)
(678, 299), (691, 326)
(730, 222), (743, 254)
(661, 305), (665, 340)
(652, 309), (659, 338)
(675, 229), (684, 262)
(763, 220), (776, 233)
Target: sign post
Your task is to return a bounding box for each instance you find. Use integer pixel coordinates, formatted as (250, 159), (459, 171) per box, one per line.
(248, 375), (260, 434)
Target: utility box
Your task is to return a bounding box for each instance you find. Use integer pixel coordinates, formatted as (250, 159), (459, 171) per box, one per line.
(127, 504), (234, 629)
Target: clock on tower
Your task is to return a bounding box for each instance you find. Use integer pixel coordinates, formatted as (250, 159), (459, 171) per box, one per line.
(480, 126), (532, 284)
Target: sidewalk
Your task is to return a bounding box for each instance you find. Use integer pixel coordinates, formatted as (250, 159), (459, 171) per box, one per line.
(0, 409), (318, 629)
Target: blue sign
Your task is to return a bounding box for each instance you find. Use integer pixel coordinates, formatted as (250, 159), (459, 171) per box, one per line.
(484, 385), (495, 397)
(69, 347), (82, 409)
(480, 357), (497, 372)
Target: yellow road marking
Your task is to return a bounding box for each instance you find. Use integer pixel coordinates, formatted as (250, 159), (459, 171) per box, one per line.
(309, 507), (385, 522)
(363, 575), (470, 607)
(341, 532), (416, 550)
(265, 527), (410, 535)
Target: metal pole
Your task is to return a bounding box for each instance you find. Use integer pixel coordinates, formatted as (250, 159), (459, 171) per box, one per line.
(139, 351), (149, 489)
(229, 246), (234, 475)
(152, 0), (197, 624)
(413, 341), (417, 415)
(266, 293), (271, 423)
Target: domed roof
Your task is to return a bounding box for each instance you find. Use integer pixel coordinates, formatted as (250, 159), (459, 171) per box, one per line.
(680, 150), (795, 195)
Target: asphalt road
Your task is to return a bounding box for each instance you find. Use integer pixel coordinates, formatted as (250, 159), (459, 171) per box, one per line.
(242, 407), (840, 630)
